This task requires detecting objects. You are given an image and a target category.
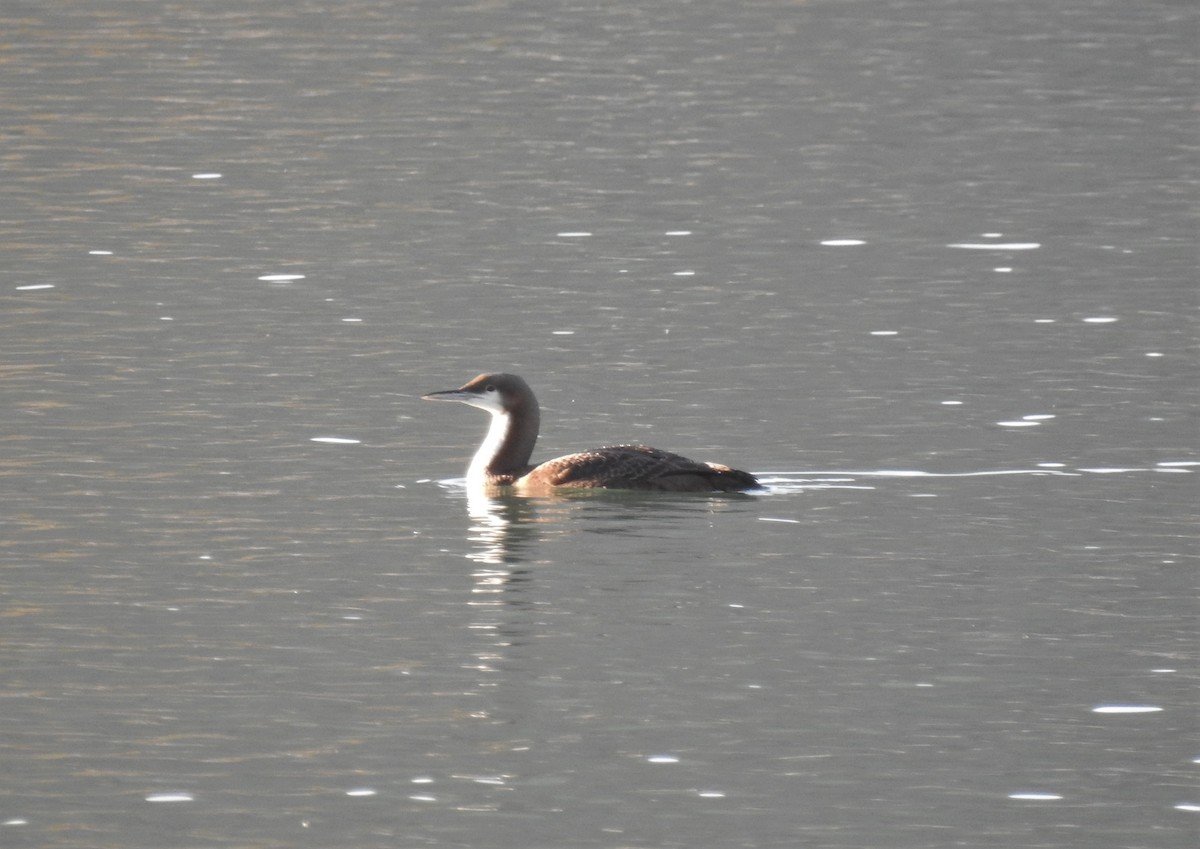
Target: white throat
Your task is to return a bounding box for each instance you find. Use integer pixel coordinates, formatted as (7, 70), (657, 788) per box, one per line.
(467, 409), (511, 485)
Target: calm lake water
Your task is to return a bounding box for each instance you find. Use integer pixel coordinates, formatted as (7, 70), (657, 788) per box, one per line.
(2, 1), (1196, 847)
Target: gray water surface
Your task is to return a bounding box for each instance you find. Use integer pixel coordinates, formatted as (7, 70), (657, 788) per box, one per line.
(3, 1), (1196, 847)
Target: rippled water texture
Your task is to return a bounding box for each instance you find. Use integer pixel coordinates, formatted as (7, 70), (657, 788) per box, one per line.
(2, 1), (1195, 847)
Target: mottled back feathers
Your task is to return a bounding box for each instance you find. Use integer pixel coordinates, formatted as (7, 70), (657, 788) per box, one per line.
(520, 445), (758, 492)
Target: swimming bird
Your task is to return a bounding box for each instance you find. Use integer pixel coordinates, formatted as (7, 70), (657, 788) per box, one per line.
(422, 373), (759, 492)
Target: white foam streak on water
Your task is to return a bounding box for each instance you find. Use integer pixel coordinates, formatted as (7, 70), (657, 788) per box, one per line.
(1091, 705), (1162, 714)
(757, 467), (1191, 485)
(310, 436), (361, 445)
(948, 242), (1041, 250)
(861, 469), (1063, 477)
(1008, 792), (1063, 801)
(468, 776), (507, 785)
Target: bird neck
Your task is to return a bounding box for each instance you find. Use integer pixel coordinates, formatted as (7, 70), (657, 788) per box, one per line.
(467, 399), (540, 485)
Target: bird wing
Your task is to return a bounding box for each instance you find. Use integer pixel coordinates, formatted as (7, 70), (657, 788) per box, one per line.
(527, 445), (753, 491)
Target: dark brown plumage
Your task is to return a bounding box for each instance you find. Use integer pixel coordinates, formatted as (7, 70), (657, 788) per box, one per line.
(422, 373), (759, 493)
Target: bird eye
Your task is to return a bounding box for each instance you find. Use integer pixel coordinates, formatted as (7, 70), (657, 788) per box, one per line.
(485, 385), (495, 392)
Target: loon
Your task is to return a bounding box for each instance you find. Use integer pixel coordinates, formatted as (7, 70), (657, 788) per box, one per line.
(422, 373), (759, 492)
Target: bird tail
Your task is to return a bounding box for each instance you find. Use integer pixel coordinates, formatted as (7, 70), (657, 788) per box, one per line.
(702, 463), (760, 491)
